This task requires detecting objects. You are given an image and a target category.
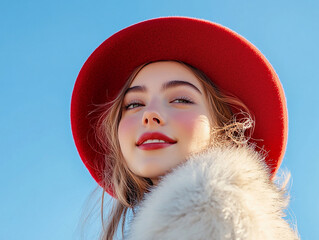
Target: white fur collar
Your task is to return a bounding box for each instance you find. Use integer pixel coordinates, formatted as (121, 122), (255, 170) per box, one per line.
(127, 146), (299, 240)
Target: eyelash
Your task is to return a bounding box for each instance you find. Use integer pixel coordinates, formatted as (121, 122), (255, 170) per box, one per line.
(124, 97), (194, 110)
(171, 96), (194, 104)
(124, 101), (144, 110)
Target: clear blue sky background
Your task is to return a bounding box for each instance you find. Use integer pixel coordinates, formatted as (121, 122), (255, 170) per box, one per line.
(1, 0), (318, 239)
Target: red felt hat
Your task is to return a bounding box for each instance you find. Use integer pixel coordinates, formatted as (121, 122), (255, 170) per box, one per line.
(71, 16), (288, 195)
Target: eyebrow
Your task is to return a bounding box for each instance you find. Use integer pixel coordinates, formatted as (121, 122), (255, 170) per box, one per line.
(124, 80), (202, 95)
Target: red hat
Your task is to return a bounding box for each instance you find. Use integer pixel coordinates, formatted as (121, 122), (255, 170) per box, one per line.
(71, 16), (288, 195)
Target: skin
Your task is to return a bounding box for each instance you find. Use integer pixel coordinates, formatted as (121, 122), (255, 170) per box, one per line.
(118, 61), (214, 184)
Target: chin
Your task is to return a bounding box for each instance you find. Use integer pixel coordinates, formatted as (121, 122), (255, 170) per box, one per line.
(138, 168), (168, 179)
(133, 163), (170, 179)
(129, 153), (185, 179)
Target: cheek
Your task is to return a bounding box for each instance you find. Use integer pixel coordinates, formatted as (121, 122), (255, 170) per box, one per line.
(119, 117), (135, 134)
(118, 115), (139, 149)
(171, 110), (210, 132)
(171, 111), (198, 126)
(171, 111), (211, 150)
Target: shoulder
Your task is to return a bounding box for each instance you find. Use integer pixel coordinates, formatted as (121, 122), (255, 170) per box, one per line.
(128, 146), (299, 240)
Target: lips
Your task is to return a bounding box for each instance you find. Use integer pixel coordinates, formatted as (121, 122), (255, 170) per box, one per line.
(136, 132), (177, 147)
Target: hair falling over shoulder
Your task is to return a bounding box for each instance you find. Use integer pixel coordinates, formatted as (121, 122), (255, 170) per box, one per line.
(93, 61), (255, 240)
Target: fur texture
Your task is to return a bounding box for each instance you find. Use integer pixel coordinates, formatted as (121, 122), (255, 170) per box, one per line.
(127, 146), (299, 240)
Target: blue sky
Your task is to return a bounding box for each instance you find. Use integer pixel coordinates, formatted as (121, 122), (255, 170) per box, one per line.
(1, 0), (318, 239)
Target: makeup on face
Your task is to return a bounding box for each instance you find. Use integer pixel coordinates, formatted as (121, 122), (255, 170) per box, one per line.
(118, 61), (213, 181)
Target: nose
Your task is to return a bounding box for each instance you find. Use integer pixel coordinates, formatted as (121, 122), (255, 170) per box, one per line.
(142, 111), (165, 127)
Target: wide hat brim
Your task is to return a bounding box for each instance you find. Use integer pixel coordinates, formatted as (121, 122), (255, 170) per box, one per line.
(71, 16), (288, 195)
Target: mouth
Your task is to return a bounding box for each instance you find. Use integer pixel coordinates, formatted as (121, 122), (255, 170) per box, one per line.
(136, 132), (177, 150)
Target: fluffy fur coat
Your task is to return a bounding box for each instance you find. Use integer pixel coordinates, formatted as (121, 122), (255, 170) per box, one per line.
(127, 146), (299, 240)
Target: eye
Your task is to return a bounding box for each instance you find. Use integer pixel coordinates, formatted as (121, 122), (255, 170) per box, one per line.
(124, 101), (144, 110)
(171, 97), (194, 104)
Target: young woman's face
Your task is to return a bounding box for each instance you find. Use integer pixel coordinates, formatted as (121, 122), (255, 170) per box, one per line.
(118, 61), (214, 183)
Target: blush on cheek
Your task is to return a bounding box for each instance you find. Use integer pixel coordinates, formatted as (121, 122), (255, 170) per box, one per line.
(119, 112), (143, 133)
(119, 117), (135, 133)
(171, 111), (201, 129)
(118, 115), (139, 151)
(171, 111), (211, 152)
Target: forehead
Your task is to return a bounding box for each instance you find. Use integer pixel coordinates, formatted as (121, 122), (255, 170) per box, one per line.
(130, 61), (202, 88)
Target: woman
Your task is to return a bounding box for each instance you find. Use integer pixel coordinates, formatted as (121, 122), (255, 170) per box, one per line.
(71, 17), (299, 239)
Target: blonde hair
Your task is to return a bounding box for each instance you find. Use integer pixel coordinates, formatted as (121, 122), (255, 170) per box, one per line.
(94, 60), (254, 239)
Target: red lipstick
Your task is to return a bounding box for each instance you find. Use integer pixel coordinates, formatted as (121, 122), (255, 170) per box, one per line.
(136, 132), (177, 150)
